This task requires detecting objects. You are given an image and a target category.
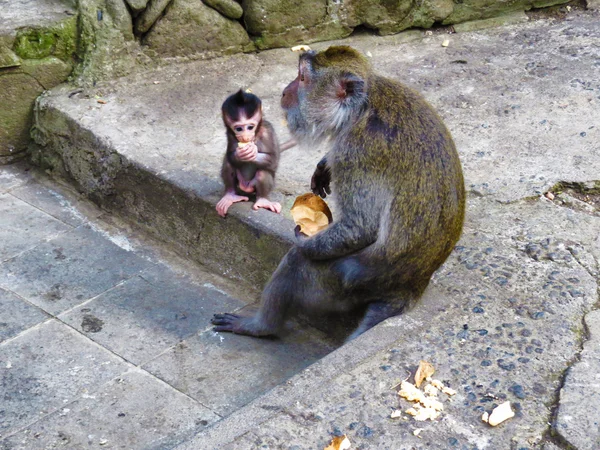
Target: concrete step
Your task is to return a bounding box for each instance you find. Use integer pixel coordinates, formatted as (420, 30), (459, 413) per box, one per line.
(0, 163), (335, 449)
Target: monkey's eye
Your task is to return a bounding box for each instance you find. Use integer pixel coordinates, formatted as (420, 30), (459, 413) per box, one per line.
(235, 127), (243, 132)
(247, 125), (254, 131)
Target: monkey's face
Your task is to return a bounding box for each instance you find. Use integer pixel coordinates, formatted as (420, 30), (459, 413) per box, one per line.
(281, 47), (369, 142)
(226, 110), (261, 143)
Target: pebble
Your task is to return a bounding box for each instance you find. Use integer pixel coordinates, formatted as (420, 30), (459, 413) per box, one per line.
(498, 361), (516, 371)
(509, 384), (526, 399)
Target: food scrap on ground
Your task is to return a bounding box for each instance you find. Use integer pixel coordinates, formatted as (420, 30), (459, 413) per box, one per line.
(291, 44), (311, 52)
(324, 434), (351, 450)
(482, 401), (515, 427)
(392, 361), (456, 422)
(414, 360), (435, 387)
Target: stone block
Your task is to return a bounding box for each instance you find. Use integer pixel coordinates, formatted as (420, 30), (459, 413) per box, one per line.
(0, 42), (20, 69)
(60, 267), (244, 365)
(0, 193), (71, 261)
(1, 368), (220, 449)
(243, 0), (327, 35)
(0, 320), (130, 436)
(21, 57), (73, 89)
(0, 225), (155, 315)
(0, 287), (49, 343)
(0, 72), (43, 159)
(143, 0), (252, 57)
(203, 0), (244, 20)
(10, 178), (102, 227)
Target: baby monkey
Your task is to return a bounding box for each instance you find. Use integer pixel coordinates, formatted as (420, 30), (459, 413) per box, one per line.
(217, 90), (282, 217)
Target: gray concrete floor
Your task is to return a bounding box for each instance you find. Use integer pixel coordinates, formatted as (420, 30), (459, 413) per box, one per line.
(0, 163), (334, 449)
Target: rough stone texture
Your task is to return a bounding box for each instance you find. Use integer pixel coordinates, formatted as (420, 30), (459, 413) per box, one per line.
(143, 0), (253, 57)
(75, 0), (139, 83)
(59, 267), (245, 365)
(342, 0), (416, 34)
(203, 0), (244, 20)
(2, 368), (221, 450)
(21, 57), (73, 89)
(12, 16), (77, 61)
(0, 287), (49, 342)
(243, 0), (327, 35)
(143, 317), (334, 416)
(135, 0), (172, 33)
(452, 10), (530, 32)
(0, 73), (42, 161)
(555, 310), (600, 449)
(589, 0), (600, 10)
(0, 0), (75, 34)
(0, 319), (130, 436)
(0, 225), (155, 315)
(443, 0), (569, 24)
(174, 193), (600, 449)
(243, 0), (350, 49)
(125, 0), (149, 13)
(0, 42), (20, 69)
(0, 10), (77, 162)
(106, 0), (135, 40)
(0, 192), (71, 261)
(240, 0), (572, 47)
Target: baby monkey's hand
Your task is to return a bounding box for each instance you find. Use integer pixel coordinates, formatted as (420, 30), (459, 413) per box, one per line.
(236, 142), (258, 161)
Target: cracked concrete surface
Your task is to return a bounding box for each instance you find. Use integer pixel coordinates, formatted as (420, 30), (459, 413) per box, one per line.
(18, 7), (600, 449)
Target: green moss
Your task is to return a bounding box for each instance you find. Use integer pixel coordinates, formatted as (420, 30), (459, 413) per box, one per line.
(13, 16), (77, 62)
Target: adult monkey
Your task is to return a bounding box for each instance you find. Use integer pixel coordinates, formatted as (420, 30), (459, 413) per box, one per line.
(212, 46), (465, 340)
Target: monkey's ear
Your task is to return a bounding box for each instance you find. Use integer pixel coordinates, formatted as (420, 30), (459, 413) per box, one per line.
(335, 73), (365, 103)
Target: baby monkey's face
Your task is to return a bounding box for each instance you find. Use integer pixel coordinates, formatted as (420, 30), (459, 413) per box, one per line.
(231, 110), (261, 144)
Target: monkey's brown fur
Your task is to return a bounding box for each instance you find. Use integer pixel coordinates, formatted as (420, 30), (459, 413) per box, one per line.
(213, 46), (465, 340)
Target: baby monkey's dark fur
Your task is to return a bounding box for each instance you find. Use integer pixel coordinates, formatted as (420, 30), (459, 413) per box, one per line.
(213, 46), (465, 341)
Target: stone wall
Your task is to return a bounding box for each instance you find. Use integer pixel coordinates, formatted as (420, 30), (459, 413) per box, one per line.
(0, 1), (77, 163)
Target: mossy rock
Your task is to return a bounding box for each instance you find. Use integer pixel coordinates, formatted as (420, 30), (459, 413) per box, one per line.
(13, 16), (77, 61)
(243, 0), (328, 35)
(0, 72), (43, 157)
(253, 20), (352, 50)
(443, 0), (570, 24)
(21, 57), (73, 89)
(0, 42), (21, 69)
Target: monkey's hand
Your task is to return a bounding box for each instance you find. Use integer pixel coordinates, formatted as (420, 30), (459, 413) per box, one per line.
(236, 142), (258, 162)
(311, 158), (332, 198)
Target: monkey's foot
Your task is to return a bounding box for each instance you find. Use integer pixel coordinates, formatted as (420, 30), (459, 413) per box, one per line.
(216, 193), (249, 217)
(211, 313), (275, 337)
(253, 198), (282, 214)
